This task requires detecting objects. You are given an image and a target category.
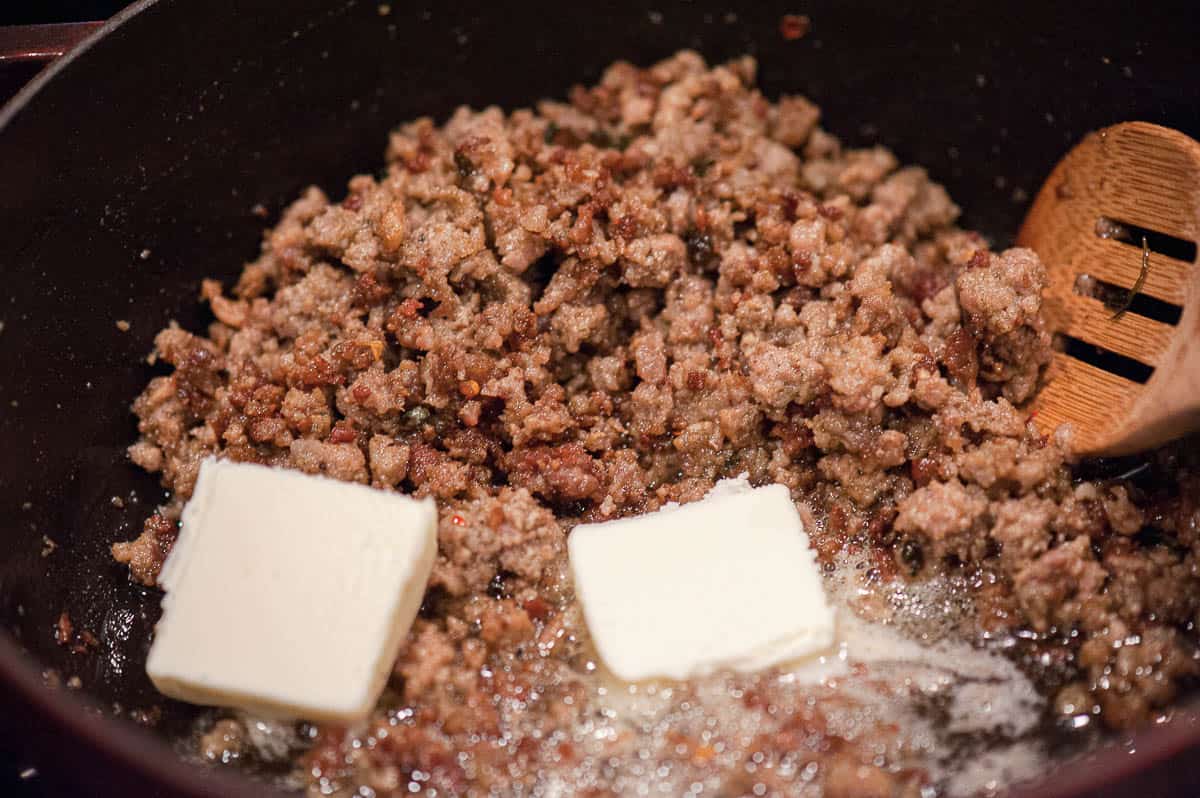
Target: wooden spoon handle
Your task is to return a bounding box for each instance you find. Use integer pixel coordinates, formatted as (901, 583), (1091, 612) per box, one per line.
(1110, 302), (1200, 453)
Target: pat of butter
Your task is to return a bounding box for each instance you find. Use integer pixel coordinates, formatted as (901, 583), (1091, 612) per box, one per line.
(568, 477), (833, 682)
(146, 458), (437, 722)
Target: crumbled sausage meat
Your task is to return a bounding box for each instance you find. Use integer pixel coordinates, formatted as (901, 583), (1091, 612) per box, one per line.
(113, 50), (1200, 796)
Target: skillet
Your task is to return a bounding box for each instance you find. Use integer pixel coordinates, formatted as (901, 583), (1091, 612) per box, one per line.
(2, 1), (1200, 794)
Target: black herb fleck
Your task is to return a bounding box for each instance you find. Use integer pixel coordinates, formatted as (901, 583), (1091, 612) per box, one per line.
(685, 229), (717, 269)
(453, 150), (475, 178)
(899, 538), (925, 575)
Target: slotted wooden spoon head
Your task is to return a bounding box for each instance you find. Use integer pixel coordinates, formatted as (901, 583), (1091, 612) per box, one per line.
(1018, 121), (1200, 456)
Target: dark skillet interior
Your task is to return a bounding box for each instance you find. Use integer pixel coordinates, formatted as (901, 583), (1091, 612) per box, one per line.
(2, 0), (1199, 795)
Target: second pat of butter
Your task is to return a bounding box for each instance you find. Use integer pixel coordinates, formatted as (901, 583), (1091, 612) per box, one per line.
(568, 478), (834, 682)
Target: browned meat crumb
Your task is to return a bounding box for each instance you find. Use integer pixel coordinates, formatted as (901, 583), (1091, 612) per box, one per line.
(54, 611), (100, 656)
(114, 50), (1200, 795)
(779, 14), (812, 42)
(54, 611), (73, 647)
(112, 513), (177, 587)
(199, 718), (245, 764)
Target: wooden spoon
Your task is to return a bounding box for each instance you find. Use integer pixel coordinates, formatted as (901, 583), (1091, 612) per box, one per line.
(1017, 121), (1200, 456)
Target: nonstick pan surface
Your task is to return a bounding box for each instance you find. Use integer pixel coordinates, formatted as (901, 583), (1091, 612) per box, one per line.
(2, 1), (1199, 795)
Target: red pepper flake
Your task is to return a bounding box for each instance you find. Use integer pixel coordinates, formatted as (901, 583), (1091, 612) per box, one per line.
(818, 203), (843, 221)
(610, 214), (640, 240)
(352, 273), (391, 307)
(450, 514), (466, 527)
(523, 596), (552, 621)
(792, 251), (814, 279)
(351, 383), (372, 403)
(329, 424), (357, 444)
(405, 151), (431, 173)
(967, 249), (991, 269)
(779, 14), (811, 41)
(397, 297), (423, 319)
(781, 190), (801, 219)
(459, 379), (481, 398)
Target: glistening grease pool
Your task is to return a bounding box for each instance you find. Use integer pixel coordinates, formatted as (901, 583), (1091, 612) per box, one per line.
(112, 51), (1200, 796)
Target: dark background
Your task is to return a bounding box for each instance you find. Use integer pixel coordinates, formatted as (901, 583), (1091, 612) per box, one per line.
(0, 10), (133, 798)
(1, 2), (129, 24)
